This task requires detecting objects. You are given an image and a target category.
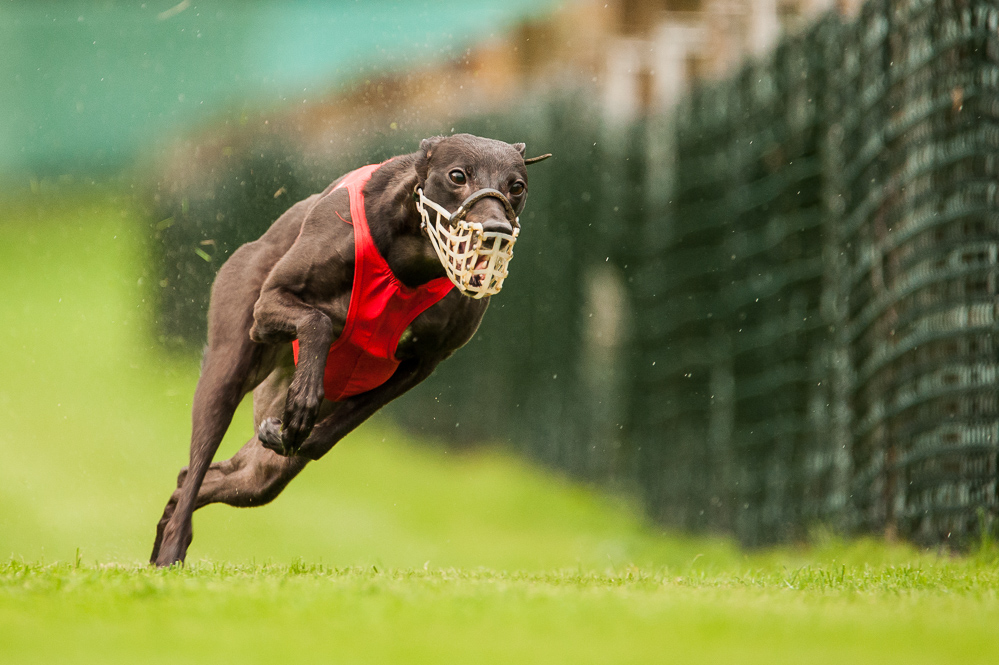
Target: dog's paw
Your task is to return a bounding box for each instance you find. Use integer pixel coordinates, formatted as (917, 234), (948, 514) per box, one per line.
(281, 381), (321, 452)
(258, 417), (292, 455)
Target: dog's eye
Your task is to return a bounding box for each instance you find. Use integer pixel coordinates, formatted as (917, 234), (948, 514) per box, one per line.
(509, 181), (525, 196)
(448, 170), (467, 185)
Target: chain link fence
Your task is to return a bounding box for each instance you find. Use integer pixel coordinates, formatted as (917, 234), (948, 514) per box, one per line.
(149, 0), (999, 546)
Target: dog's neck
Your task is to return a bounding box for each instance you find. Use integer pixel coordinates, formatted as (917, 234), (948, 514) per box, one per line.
(364, 154), (447, 288)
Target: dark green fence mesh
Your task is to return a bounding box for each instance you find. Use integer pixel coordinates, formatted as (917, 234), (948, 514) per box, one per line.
(835, 0), (999, 543)
(630, 24), (835, 544)
(149, 0), (999, 546)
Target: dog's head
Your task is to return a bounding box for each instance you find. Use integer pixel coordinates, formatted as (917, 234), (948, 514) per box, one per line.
(415, 134), (539, 233)
(413, 134), (550, 298)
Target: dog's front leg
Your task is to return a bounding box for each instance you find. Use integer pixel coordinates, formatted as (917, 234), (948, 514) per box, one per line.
(266, 359), (435, 460)
(250, 288), (334, 455)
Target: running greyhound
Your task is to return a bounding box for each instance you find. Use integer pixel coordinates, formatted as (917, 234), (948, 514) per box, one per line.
(151, 134), (550, 566)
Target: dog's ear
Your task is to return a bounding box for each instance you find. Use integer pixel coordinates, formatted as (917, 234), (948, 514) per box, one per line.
(420, 136), (443, 157)
(415, 136), (444, 185)
(513, 142), (526, 156)
(524, 153), (553, 165)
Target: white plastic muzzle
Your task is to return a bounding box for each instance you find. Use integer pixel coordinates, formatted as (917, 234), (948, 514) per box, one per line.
(415, 187), (520, 299)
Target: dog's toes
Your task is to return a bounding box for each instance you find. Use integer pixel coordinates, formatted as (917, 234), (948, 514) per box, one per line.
(259, 417), (282, 443)
(260, 417), (301, 456)
(154, 520), (191, 568)
(259, 417), (285, 450)
(282, 412), (315, 453)
(280, 383), (320, 452)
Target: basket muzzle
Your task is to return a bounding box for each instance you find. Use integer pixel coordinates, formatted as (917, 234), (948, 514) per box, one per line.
(415, 187), (520, 299)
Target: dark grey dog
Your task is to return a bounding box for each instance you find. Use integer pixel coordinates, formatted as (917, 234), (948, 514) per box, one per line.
(151, 134), (548, 567)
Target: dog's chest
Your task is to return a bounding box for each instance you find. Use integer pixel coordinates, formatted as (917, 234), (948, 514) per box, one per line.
(393, 296), (485, 361)
(394, 313), (449, 360)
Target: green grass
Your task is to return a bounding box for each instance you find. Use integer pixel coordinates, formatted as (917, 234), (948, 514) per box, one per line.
(2, 191), (999, 664)
(4, 558), (999, 664)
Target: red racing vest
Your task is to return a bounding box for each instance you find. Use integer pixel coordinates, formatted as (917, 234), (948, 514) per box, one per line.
(292, 163), (454, 401)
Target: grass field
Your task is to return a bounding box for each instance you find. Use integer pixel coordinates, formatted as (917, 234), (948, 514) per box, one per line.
(2, 191), (999, 663)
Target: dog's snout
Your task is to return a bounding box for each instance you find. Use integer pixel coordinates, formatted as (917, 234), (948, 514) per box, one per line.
(466, 196), (515, 234)
(479, 217), (515, 235)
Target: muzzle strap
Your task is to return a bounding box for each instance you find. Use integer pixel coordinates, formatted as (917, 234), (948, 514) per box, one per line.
(448, 188), (519, 229)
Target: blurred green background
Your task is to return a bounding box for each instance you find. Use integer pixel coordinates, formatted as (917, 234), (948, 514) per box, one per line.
(0, 0), (555, 177)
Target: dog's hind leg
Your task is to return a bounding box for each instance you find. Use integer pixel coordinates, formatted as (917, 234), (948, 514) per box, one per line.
(151, 437), (308, 559)
(198, 439), (309, 507)
(150, 364), (310, 562)
(153, 339), (262, 566)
